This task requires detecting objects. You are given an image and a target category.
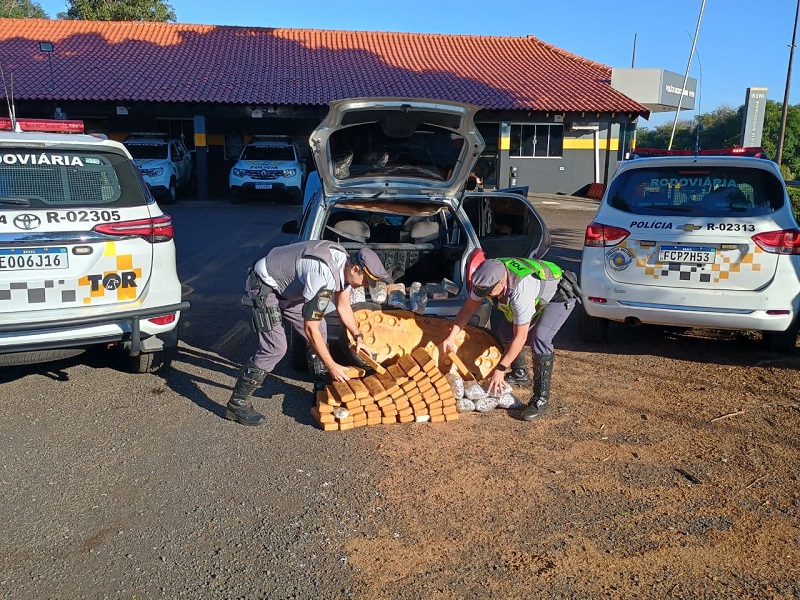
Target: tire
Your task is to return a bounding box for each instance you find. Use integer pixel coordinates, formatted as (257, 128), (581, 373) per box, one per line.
(161, 179), (177, 205)
(129, 346), (177, 374)
(579, 305), (609, 343)
(337, 301), (383, 367)
(289, 326), (308, 371)
(0, 348), (84, 366)
(763, 318), (799, 354)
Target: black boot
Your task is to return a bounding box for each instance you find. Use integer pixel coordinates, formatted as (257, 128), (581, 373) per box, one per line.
(520, 353), (554, 421)
(308, 349), (331, 393)
(225, 359), (267, 426)
(505, 351), (530, 384)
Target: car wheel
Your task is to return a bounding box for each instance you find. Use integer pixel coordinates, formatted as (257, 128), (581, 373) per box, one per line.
(289, 326), (308, 371)
(579, 305), (609, 343)
(231, 188), (243, 205)
(162, 179), (177, 205)
(337, 301), (383, 367)
(0, 348), (85, 366)
(763, 318), (799, 353)
(130, 346), (177, 374)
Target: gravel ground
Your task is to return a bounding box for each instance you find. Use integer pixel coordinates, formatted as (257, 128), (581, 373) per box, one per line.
(1, 200), (798, 598)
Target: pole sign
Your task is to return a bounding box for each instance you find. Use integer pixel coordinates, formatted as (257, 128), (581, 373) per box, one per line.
(740, 87), (768, 147)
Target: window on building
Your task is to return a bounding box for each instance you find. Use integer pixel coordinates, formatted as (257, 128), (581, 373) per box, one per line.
(509, 124), (563, 158)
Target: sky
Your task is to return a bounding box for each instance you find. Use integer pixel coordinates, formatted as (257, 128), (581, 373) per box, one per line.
(32, 0), (800, 128)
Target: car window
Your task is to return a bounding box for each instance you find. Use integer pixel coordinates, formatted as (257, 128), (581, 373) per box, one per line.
(125, 143), (168, 160)
(0, 149), (145, 206)
(241, 145), (295, 161)
(607, 165), (785, 217)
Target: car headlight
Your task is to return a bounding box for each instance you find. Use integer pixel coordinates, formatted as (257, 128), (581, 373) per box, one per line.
(233, 168), (246, 177)
(141, 167), (164, 177)
(282, 169), (297, 177)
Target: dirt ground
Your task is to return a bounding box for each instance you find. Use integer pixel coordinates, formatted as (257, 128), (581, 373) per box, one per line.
(340, 323), (800, 598)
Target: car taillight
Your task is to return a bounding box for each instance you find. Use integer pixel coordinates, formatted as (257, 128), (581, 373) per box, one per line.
(93, 214), (174, 243)
(752, 229), (800, 254)
(147, 314), (176, 325)
(466, 248), (486, 292)
(584, 222), (630, 247)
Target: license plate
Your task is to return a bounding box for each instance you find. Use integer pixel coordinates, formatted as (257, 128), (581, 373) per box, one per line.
(255, 183), (273, 190)
(658, 245), (716, 264)
(0, 247), (69, 270)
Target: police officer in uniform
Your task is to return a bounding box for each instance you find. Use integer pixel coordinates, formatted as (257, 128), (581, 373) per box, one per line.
(441, 258), (580, 421)
(227, 240), (389, 426)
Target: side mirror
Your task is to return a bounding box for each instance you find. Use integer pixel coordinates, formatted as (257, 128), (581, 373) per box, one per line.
(282, 220), (300, 234)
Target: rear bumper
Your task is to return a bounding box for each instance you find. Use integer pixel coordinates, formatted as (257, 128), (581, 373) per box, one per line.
(0, 301), (190, 355)
(583, 299), (794, 332)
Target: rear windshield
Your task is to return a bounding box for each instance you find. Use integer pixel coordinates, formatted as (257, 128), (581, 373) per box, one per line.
(607, 165), (786, 216)
(327, 121), (463, 181)
(0, 148), (146, 207)
(126, 143), (168, 160)
(241, 145), (296, 161)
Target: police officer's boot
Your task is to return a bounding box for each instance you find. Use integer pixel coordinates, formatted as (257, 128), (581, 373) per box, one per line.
(308, 349), (331, 393)
(505, 351), (530, 385)
(225, 359), (267, 426)
(520, 353), (554, 421)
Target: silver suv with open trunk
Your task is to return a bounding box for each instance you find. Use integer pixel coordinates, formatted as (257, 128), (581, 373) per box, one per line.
(282, 97), (551, 367)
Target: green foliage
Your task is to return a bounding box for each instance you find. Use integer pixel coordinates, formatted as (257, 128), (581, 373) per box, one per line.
(0, 0), (47, 18)
(637, 99), (800, 177)
(62, 0), (176, 21)
(787, 186), (800, 218)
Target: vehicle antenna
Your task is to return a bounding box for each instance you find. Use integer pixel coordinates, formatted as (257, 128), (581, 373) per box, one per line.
(0, 64), (18, 131)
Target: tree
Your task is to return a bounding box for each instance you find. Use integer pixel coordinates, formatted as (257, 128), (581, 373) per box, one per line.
(0, 0), (48, 18)
(62, 0), (176, 21)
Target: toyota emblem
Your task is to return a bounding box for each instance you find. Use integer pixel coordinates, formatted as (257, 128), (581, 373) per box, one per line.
(13, 214), (41, 230)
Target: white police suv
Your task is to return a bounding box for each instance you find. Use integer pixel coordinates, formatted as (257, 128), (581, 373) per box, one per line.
(124, 136), (194, 205)
(579, 147), (800, 353)
(229, 139), (305, 203)
(0, 118), (189, 372)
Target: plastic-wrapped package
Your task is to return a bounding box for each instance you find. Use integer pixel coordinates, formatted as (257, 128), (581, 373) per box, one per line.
(457, 397), (476, 413)
(483, 380), (512, 398)
(464, 380), (488, 401)
(409, 281), (427, 314)
(387, 283), (406, 309)
(474, 396), (499, 412)
(496, 393), (523, 409)
(350, 285), (366, 305)
(445, 373), (465, 399)
(333, 407), (350, 419)
(426, 283), (449, 300)
(440, 278), (460, 296)
(411, 291), (428, 314)
(369, 280), (388, 304)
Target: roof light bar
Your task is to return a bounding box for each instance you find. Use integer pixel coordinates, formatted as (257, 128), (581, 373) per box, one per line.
(631, 147), (768, 159)
(0, 117), (85, 133)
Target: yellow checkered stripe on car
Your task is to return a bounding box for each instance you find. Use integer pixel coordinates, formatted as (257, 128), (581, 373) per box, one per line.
(0, 242), (142, 307)
(618, 241), (764, 284)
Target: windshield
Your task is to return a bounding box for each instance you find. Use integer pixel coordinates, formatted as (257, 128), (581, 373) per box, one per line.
(126, 143), (168, 160)
(327, 121), (464, 181)
(241, 145), (295, 161)
(608, 165), (786, 216)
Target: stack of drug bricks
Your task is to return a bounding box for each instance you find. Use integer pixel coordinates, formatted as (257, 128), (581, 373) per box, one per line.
(311, 347), (457, 431)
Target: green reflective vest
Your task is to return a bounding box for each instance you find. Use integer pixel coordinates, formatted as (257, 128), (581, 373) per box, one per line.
(492, 258), (563, 322)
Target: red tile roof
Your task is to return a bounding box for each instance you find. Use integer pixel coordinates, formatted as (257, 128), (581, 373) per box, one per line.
(0, 18), (647, 114)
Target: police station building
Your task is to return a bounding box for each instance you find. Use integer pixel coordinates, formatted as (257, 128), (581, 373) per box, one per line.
(0, 18), (696, 199)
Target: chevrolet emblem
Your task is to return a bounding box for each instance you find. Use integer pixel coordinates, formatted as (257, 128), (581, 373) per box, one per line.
(677, 223), (702, 232)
